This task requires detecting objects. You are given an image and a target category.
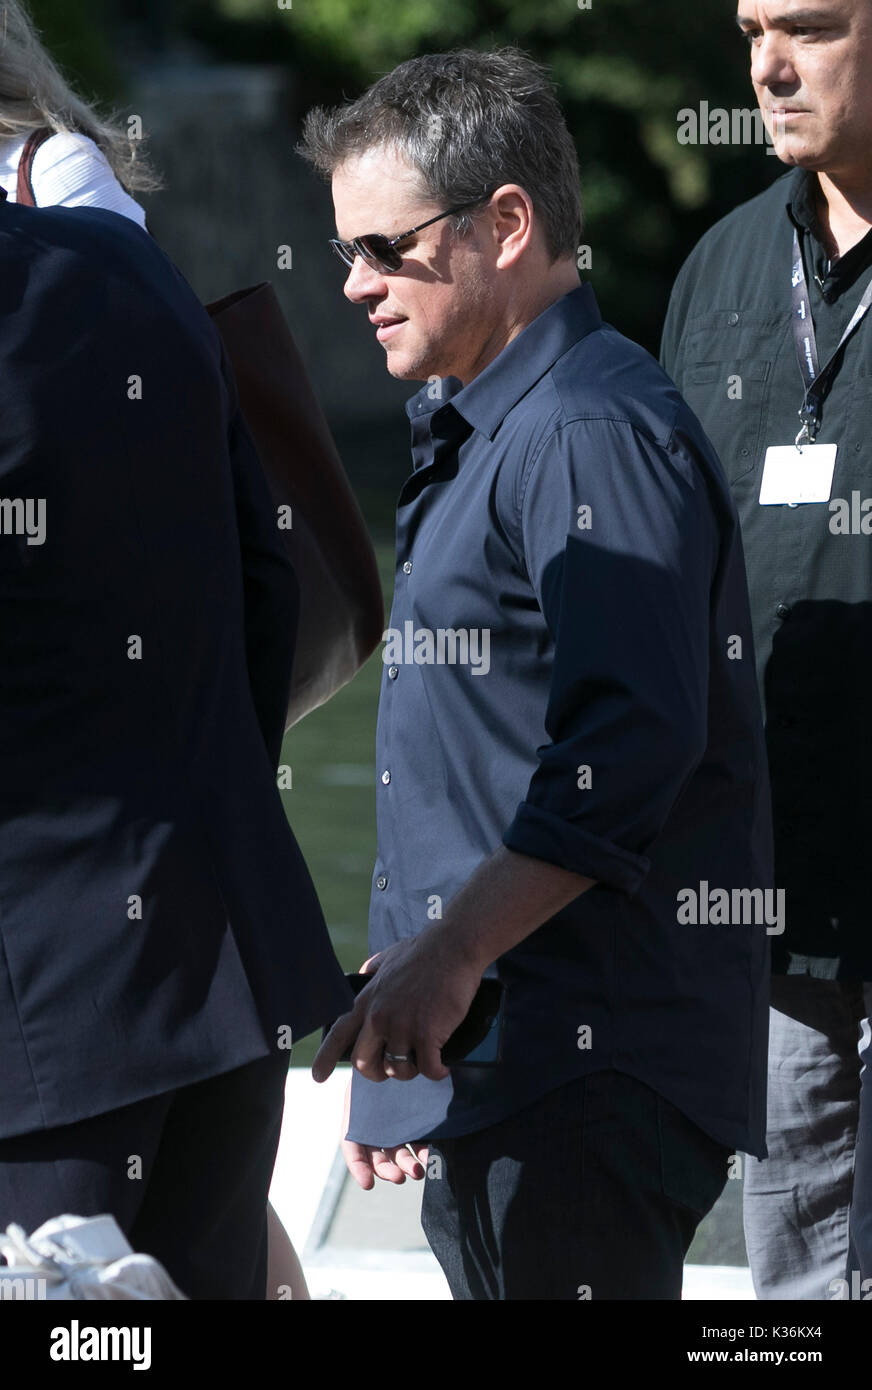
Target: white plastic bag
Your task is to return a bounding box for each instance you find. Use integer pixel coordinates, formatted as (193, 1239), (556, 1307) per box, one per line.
(0, 1214), (188, 1299)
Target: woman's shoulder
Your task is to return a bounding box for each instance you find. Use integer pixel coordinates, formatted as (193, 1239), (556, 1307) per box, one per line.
(0, 126), (148, 228)
(30, 129), (148, 227)
(31, 128), (111, 179)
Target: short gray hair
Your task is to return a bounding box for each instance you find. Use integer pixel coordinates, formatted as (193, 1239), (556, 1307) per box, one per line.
(298, 47), (583, 263)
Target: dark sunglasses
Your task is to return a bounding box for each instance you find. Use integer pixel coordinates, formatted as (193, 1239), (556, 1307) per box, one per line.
(329, 194), (494, 274)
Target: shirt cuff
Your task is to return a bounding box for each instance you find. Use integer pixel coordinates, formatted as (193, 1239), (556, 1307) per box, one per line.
(502, 801), (650, 896)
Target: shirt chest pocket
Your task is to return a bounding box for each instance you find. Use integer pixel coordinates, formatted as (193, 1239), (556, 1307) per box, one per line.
(680, 357), (773, 483)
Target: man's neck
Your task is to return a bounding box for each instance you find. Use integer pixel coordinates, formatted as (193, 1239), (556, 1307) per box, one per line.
(459, 265), (581, 385)
(814, 169), (872, 260)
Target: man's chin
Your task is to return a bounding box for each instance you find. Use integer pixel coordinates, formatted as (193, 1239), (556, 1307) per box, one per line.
(383, 352), (433, 384)
(768, 131), (827, 171)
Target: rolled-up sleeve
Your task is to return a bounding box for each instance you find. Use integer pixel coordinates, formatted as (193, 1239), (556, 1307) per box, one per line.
(502, 416), (717, 895)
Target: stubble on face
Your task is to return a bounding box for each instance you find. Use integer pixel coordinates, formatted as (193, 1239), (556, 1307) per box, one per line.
(391, 254), (500, 385)
(332, 146), (503, 385)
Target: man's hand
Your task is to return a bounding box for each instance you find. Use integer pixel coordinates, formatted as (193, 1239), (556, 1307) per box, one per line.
(314, 848), (593, 1087)
(339, 1080), (429, 1189)
(312, 926), (484, 1083)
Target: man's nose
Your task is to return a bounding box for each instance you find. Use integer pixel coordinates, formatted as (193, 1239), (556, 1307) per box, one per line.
(343, 253), (388, 304)
(750, 32), (798, 90)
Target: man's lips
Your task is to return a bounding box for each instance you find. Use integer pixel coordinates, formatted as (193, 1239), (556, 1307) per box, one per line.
(370, 315), (407, 343)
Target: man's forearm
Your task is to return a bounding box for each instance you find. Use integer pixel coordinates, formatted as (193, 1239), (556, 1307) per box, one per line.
(436, 845), (595, 974)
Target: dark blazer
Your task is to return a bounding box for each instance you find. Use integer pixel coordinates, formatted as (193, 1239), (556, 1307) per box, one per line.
(0, 192), (352, 1139)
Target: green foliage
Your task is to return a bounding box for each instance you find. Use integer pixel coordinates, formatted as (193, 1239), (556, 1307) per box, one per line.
(16, 1), (776, 348)
(288, 0), (470, 71)
(26, 0), (122, 102)
(184, 0), (777, 352)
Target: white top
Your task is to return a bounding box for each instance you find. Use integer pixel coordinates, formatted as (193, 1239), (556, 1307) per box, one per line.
(0, 129), (147, 226)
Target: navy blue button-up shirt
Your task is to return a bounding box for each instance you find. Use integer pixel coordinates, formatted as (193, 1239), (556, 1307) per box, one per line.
(348, 283), (772, 1157)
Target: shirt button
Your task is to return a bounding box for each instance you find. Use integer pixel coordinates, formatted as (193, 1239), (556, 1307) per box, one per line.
(381, 770), (391, 785)
(388, 665), (399, 680)
(727, 311), (740, 326)
(776, 603), (791, 620)
(376, 875), (388, 891)
(402, 560), (413, 575)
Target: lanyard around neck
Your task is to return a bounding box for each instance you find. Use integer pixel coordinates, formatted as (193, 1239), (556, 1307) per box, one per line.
(791, 227), (872, 446)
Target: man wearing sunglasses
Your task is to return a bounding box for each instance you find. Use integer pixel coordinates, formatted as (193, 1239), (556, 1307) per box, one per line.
(300, 47), (773, 1300)
(329, 197), (492, 276)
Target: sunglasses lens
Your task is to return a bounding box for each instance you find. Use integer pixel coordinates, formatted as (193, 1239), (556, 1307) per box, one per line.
(358, 236), (403, 274)
(329, 236), (404, 274)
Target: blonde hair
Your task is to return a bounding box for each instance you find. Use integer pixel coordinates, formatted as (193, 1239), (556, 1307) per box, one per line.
(0, 0), (160, 192)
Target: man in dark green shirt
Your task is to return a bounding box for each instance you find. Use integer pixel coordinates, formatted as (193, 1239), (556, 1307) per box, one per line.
(661, 0), (872, 1299)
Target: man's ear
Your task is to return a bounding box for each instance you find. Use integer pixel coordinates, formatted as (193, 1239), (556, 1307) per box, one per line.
(490, 185), (535, 269)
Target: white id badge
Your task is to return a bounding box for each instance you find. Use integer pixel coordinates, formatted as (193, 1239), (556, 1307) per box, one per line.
(759, 443), (838, 505)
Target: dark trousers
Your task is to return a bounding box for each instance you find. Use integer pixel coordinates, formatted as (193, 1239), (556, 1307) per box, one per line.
(421, 1070), (731, 1300)
(0, 1053), (289, 1300)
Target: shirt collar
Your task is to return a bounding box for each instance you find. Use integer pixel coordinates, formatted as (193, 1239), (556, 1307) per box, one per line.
(786, 166), (872, 297)
(405, 281), (602, 441)
(786, 167), (822, 238)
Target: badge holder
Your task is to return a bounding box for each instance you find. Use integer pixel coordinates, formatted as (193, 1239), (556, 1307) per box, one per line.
(759, 407), (837, 507)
